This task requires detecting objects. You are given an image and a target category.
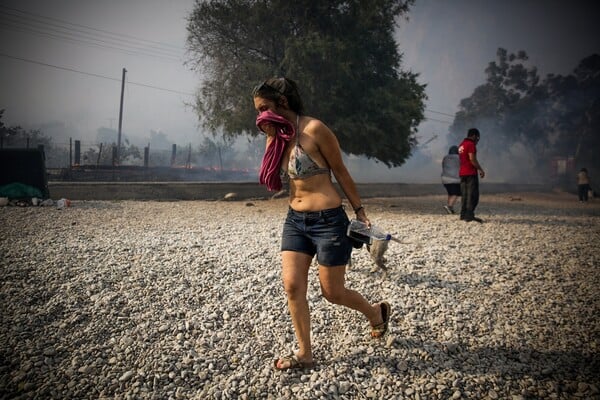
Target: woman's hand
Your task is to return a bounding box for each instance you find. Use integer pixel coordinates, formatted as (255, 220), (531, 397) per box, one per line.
(259, 122), (276, 137)
(355, 207), (370, 227)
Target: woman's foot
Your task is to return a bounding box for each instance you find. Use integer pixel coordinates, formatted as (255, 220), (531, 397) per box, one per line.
(371, 302), (391, 338)
(273, 352), (315, 370)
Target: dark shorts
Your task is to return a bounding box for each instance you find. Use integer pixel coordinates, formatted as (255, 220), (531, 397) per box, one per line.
(281, 206), (353, 267)
(444, 183), (461, 196)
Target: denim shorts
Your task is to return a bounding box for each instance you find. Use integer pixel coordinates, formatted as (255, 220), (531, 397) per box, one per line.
(281, 206), (353, 267)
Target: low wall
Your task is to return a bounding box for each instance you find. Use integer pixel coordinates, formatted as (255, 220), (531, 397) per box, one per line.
(48, 182), (552, 201)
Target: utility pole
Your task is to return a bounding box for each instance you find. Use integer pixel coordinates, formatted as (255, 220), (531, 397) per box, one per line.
(116, 67), (127, 164)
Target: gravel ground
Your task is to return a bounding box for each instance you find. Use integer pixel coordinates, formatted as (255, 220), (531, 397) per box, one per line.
(0, 192), (599, 399)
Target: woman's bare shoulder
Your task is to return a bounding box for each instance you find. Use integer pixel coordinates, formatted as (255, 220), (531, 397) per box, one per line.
(301, 116), (340, 154)
(303, 116), (333, 136)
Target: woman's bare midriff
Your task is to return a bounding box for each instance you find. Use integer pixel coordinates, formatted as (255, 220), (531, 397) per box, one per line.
(288, 174), (342, 212)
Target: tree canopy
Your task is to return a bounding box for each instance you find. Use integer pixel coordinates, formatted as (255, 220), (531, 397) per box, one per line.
(186, 0), (426, 167)
(450, 48), (600, 180)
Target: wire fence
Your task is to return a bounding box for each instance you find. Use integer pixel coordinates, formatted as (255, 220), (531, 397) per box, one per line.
(1, 137), (260, 182)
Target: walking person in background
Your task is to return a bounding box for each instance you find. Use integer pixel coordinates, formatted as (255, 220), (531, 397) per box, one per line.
(577, 167), (591, 202)
(253, 77), (391, 371)
(441, 145), (461, 214)
(458, 128), (485, 222)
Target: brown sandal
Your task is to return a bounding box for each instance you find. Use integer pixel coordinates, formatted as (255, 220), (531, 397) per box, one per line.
(273, 352), (315, 371)
(371, 302), (391, 338)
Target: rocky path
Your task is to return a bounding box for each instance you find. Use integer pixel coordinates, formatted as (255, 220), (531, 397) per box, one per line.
(1, 193), (598, 399)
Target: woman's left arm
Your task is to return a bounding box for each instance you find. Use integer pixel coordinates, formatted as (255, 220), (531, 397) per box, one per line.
(315, 122), (368, 222)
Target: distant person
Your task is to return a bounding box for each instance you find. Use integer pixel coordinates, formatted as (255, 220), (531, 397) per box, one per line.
(441, 145), (461, 214)
(253, 77), (391, 371)
(577, 167), (591, 202)
(458, 128), (485, 222)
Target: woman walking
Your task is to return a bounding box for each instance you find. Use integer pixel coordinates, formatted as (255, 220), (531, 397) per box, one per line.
(253, 77), (391, 370)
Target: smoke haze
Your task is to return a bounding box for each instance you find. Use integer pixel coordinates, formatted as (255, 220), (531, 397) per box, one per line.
(1, 0), (598, 183)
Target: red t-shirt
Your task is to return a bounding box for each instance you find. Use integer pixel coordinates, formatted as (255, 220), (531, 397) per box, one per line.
(458, 138), (477, 176)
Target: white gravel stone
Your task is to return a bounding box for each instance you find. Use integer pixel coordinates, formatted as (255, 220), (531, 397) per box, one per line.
(119, 370), (134, 382)
(0, 194), (598, 399)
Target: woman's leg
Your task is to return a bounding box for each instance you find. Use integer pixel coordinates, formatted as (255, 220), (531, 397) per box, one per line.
(276, 250), (313, 367)
(318, 265), (383, 326)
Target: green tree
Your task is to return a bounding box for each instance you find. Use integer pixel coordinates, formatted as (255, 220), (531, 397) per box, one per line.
(186, 0), (426, 167)
(449, 48), (542, 153)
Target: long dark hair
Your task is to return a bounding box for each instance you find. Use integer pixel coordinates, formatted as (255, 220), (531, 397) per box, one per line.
(253, 77), (304, 115)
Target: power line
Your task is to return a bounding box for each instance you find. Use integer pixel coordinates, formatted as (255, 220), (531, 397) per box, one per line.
(425, 108), (455, 118)
(0, 11), (184, 57)
(0, 4), (460, 124)
(0, 4), (184, 52)
(0, 23), (182, 63)
(423, 116), (454, 124)
(3, 52), (451, 123)
(0, 4), (461, 126)
(0, 11), (183, 62)
(2, 51), (453, 125)
(0, 52), (195, 97)
(0, 5), (186, 63)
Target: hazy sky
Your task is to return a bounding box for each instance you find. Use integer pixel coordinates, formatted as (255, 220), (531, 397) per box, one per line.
(1, 0), (598, 182)
(0, 0), (197, 145)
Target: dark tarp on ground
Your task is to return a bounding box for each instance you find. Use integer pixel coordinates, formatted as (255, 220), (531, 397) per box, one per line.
(0, 182), (44, 199)
(0, 148), (50, 199)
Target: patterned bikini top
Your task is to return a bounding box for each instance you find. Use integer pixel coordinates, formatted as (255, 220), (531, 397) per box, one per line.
(281, 116), (331, 181)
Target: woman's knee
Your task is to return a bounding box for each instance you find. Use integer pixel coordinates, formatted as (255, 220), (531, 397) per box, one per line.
(321, 285), (345, 304)
(283, 280), (307, 300)
(318, 265), (347, 304)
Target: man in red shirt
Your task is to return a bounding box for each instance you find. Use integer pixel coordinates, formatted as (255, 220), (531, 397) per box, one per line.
(458, 128), (485, 222)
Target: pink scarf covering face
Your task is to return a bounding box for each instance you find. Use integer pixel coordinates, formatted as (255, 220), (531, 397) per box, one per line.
(256, 110), (295, 191)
